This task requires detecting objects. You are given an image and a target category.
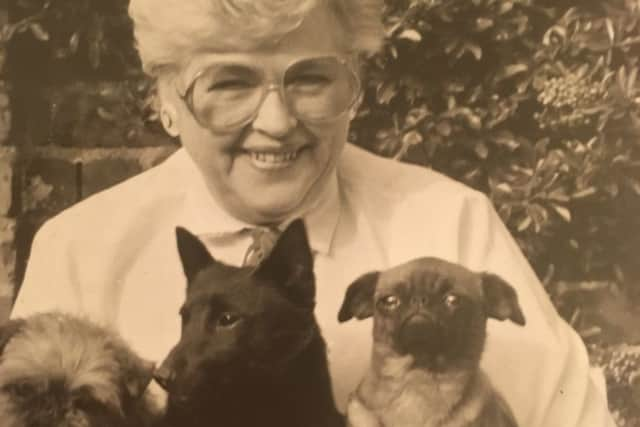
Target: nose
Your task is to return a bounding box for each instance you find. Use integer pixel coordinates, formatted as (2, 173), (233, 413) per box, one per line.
(251, 88), (297, 138)
(153, 364), (175, 391)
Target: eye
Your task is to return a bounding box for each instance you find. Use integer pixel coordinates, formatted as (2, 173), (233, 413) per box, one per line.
(292, 73), (331, 85)
(3, 380), (37, 399)
(209, 79), (255, 91)
(217, 312), (242, 328)
(377, 294), (401, 311)
(74, 394), (104, 412)
(444, 294), (459, 309)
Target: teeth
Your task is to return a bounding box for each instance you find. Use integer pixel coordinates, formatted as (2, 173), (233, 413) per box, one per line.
(249, 150), (300, 169)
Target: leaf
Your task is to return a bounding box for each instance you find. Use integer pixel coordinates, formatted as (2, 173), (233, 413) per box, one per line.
(627, 67), (637, 97)
(605, 18), (615, 43)
(551, 204), (572, 222)
(571, 187), (597, 199)
(543, 25), (566, 45)
(474, 142), (489, 159)
(492, 131), (520, 150)
(96, 107), (117, 122)
(376, 81), (397, 105)
(499, 1), (514, 14)
(475, 17), (494, 32)
(495, 182), (513, 194)
(627, 178), (640, 195)
(461, 42), (482, 61)
(69, 32), (80, 53)
(502, 63), (529, 79)
(547, 188), (570, 202)
(517, 216), (532, 232)
(29, 22), (49, 41)
(402, 130), (423, 146)
(397, 29), (422, 42)
(436, 121), (452, 136)
(617, 66), (627, 92)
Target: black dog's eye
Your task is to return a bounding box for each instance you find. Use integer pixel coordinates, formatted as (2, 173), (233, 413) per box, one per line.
(444, 294), (459, 309)
(217, 312), (242, 328)
(377, 295), (401, 311)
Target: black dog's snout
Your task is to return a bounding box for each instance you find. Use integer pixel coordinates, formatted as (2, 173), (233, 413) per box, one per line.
(153, 365), (175, 391)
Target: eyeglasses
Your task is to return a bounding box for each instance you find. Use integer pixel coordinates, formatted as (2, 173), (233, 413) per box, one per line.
(177, 55), (361, 133)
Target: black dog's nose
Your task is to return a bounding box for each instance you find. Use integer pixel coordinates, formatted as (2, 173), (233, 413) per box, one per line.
(153, 365), (175, 391)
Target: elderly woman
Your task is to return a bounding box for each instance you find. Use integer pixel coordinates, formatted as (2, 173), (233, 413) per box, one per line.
(12, 0), (614, 425)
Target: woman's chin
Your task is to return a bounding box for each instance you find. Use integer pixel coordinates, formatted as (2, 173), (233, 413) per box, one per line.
(241, 196), (306, 224)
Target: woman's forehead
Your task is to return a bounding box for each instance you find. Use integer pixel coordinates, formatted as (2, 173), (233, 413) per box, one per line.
(178, 4), (347, 83)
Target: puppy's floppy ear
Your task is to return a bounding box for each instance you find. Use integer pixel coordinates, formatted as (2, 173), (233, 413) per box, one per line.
(254, 219), (315, 306)
(124, 358), (156, 399)
(0, 319), (26, 354)
(112, 341), (156, 399)
(175, 227), (215, 284)
(481, 273), (526, 326)
(338, 271), (379, 322)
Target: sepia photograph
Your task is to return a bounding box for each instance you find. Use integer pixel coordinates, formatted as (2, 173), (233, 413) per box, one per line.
(0, 0), (639, 426)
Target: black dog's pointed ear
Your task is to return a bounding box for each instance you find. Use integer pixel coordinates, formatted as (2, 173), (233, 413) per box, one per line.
(0, 319), (26, 354)
(175, 227), (214, 284)
(481, 273), (526, 326)
(338, 271), (380, 322)
(254, 219), (315, 304)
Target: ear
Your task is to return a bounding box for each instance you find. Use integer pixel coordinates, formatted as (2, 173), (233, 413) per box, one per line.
(121, 354), (156, 399)
(338, 271), (379, 322)
(160, 104), (180, 137)
(0, 319), (25, 354)
(156, 78), (180, 137)
(175, 227), (214, 284)
(253, 219), (315, 305)
(481, 273), (526, 326)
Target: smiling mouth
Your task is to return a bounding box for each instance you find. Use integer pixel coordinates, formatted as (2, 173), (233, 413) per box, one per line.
(246, 148), (305, 170)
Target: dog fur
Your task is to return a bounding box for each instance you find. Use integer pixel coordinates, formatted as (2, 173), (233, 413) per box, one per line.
(0, 312), (159, 427)
(338, 257), (525, 427)
(154, 218), (344, 427)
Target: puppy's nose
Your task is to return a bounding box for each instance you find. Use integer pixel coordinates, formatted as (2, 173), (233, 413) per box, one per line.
(153, 365), (175, 391)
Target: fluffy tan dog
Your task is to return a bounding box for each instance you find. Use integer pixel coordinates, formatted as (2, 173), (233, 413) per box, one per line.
(0, 312), (160, 427)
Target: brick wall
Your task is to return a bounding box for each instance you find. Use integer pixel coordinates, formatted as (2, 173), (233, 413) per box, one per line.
(0, 4), (178, 322)
(0, 0), (13, 321)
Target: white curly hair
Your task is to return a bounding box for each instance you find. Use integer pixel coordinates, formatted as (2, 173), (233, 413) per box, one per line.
(128, 0), (384, 77)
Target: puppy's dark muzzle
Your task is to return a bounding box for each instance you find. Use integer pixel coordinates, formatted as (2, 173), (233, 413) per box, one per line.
(398, 314), (441, 352)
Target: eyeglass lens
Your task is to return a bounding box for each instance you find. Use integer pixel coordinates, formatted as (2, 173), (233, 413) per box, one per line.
(188, 56), (359, 131)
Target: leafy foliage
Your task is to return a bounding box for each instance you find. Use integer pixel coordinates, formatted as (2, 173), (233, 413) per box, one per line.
(351, 0), (640, 304)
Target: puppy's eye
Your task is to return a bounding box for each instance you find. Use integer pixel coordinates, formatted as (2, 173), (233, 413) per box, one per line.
(218, 312), (242, 328)
(444, 294), (459, 309)
(74, 395), (105, 413)
(377, 295), (401, 311)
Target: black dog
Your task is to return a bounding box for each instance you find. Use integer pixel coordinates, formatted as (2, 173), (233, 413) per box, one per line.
(338, 257), (524, 427)
(154, 219), (343, 427)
